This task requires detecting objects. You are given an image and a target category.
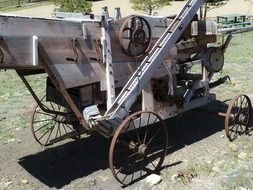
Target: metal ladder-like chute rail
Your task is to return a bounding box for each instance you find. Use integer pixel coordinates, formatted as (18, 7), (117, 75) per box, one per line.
(104, 0), (205, 120)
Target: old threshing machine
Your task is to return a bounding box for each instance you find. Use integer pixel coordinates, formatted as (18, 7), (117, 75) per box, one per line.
(0, 0), (251, 185)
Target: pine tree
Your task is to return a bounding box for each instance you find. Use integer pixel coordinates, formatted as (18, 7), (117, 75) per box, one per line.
(51, 0), (92, 13)
(130, 0), (172, 15)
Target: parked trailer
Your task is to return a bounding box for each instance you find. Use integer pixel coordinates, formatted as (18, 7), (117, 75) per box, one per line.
(0, 0), (251, 185)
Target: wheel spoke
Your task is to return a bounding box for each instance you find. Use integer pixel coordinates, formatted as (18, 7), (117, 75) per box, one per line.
(57, 104), (61, 111)
(45, 122), (56, 145)
(237, 97), (246, 115)
(143, 126), (149, 145)
(145, 117), (159, 143)
(64, 124), (74, 131)
(147, 127), (162, 146)
(35, 111), (54, 117)
(55, 121), (60, 139)
(59, 123), (62, 137)
(62, 124), (68, 134)
(139, 18), (144, 29)
(124, 121), (135, 142)
(235, 124), (240, 133)
(150, 161), (156, 169)
(114, 152), (139, 165)
(49, 101), (55, 111)
(38, 125), (52, 141)
(131, 171), (134, 183)
(139, 114), (142, 128)
(34, 121), (52, 133)
(130, 119), (141, 145)
(122, 174), (128, 184)
(238, 124), (245, 133)
(230, 122), (237, 129)
(115, 167), (124, 176)
(239, 96), (246, 110)
(33, 119), (54, 123)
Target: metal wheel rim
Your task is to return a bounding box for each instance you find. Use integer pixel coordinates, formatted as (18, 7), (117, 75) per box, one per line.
(119, 16), (152, 58)
(109, 111), (168, 186)
(225, 94), (252, 141)
(30, 96), (77, 146)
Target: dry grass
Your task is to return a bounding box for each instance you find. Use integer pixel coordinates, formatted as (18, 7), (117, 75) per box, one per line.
(0, 71), (46, 139)
(211, 32), (253, 101)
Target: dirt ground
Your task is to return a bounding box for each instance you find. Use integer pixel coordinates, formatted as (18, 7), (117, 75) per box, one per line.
(0, 100), (253, 190)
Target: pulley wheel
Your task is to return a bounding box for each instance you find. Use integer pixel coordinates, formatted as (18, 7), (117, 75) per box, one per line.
(119, 16), (152, 57)
(204, 47), (224, 73)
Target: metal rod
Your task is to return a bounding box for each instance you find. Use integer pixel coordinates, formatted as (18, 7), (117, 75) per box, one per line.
(16, 71), (66, 116)
(218, 112), (226, 117)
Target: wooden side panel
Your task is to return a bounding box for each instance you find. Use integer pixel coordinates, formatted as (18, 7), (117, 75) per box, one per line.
(0, 36), (100, 68)
(38, 37), (99, 65)
(37, 37), (106, 89)
(53, 63), (105, 89)
(0, 15), (101, 38)
(0, 36), (34, 68)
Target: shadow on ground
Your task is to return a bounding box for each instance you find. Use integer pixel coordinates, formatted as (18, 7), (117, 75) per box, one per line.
(18, 100), (231, 189)
(167, 100), (228, 151)
(19, 134), (110, 188)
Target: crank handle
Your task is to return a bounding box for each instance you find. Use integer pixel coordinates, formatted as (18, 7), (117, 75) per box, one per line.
(222, 34), (232, 53)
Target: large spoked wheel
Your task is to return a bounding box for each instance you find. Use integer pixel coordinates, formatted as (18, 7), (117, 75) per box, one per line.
(225, 94), (252, 141)
(109, 111), (168, 186)
(30, 96), (79, 146)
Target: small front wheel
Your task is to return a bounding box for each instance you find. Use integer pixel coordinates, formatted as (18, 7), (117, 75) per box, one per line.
(225, 94), (252, 141)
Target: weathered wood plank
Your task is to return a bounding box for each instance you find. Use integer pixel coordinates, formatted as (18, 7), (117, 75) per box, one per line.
(39, 37), (99, 64)
(54, 63), (106, 89)
(0, 36), (100, 68)
(0, 36), (34, 68)
(0, 15), (102, 38)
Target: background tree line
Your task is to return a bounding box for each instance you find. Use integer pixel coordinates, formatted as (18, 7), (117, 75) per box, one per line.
(50, 0), (228, 15)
